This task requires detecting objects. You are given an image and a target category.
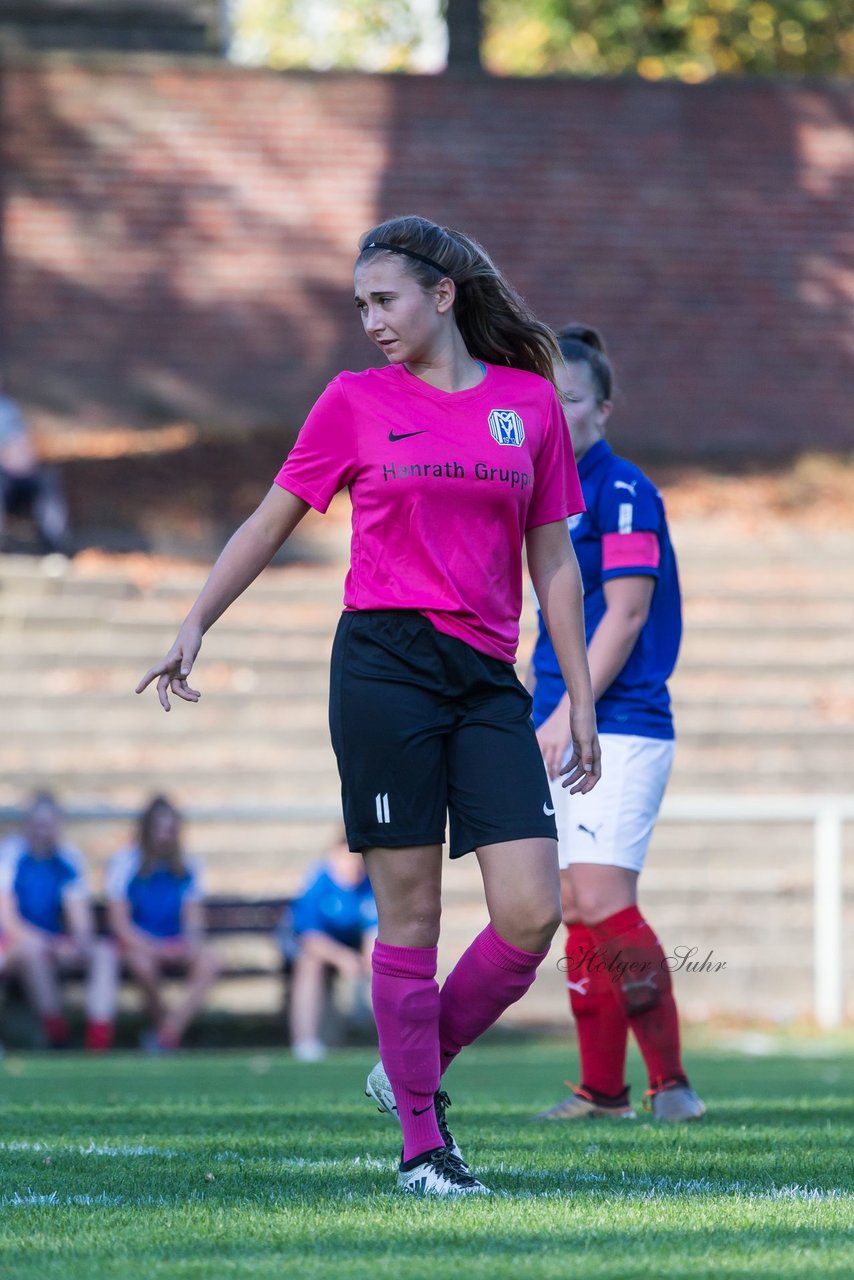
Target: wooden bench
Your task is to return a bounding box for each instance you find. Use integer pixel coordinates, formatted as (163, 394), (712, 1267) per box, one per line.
(199, 895), (294, 980)
(5, 896), (294, 986)
(2, 895), (377, 1047)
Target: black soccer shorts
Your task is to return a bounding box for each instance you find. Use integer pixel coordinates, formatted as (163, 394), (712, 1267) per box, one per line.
(329, 610), (558, 857)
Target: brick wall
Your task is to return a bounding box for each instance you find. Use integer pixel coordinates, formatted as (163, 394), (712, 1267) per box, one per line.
(3, 56), (853, 462)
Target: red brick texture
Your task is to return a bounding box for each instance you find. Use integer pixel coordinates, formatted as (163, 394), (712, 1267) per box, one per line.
(3, 57), (853, 461)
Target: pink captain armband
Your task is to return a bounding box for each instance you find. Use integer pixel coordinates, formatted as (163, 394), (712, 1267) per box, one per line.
(601, 530), (661, 572)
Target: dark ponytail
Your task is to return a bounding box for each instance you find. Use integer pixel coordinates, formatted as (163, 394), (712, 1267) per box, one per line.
(358, 215), (560, 385)
(555, 324), (613, 402)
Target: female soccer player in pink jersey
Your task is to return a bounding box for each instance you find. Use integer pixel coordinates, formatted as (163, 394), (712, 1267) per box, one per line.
(137, 215), (600, 1195)
(530, 325), (704, 1124)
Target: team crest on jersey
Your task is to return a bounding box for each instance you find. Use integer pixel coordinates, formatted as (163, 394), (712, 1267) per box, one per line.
(488, 409), (525, 447)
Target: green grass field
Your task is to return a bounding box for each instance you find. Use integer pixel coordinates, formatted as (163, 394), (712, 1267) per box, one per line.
(0, 1036), (851, 1279)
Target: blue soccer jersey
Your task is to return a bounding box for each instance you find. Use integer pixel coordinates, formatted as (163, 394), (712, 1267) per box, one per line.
(291, 863), (378, 951)
(0, 835), (88, 934)
(531, 439), (681, 739)
(105, 846), (203, 939)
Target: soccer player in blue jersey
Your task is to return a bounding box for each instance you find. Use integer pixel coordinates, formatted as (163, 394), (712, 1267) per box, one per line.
(530, 326), (705, 1123)
(0, 792), (118, 1050)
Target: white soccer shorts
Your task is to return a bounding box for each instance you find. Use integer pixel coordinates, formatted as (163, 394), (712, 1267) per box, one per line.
(549, 733), (674, 873)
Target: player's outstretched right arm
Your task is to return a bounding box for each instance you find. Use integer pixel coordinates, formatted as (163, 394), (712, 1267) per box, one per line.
(135, 484), (310, 712)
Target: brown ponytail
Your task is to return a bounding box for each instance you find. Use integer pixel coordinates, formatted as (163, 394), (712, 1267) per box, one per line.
(358, 215), (560, 384)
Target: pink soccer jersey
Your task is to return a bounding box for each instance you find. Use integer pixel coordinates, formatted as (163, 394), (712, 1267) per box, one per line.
(275, 362), (584, 663)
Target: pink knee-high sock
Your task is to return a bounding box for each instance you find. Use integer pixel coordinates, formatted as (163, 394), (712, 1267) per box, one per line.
(438, 923), (549, 1072)
(371, 940), (444, 1162)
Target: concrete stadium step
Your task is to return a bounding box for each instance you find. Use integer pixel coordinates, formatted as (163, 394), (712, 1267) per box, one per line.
(5, 693), (838, 735)
(8, 812), (823, 876)
(0, 766), (849, 805)
(5, 648), (849, 684)
(3, 670), (851, 712)
(4, 700), (332, 733)
(0, 630), (336, 662)
(0, 665), (334, 698)
(5, 725), (854, 763)
(5, 620), (853, 668)
(5, 585), (853, 623)
(4, 521), (853, 1025)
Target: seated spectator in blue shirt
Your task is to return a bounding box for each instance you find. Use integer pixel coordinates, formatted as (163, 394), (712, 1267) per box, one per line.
(287, 834), (377, 1062)
(0, 792), (118, 1050)
(0, 381), (72, 557)
(105, 795), (220, 1053)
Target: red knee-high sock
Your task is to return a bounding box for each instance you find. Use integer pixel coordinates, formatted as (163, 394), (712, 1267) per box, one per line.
(589, 905), (686, 1088)
(371, 940), (444, 1162)
(563, 923), (629, 1099)
(438, 923), (548, 1073)
(42, 1013), (70, 1048)
(84, 1019), (114, 1053)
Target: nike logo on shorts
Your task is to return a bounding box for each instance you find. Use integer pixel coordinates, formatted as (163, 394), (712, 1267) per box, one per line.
(389, 429), (427, 442)
(412, 1103), (434, 1115)
(543, 802), (555, 816)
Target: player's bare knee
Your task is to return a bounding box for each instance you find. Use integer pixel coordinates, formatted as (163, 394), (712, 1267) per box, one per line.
(560, 898), (581, 927)
(575, 887), (621, 925)
(498, 901), (560, 953)
(384, 908), (441, 949)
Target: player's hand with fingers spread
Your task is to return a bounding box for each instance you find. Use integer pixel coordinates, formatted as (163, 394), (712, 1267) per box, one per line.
(135, 622), (203, 713)
(559, 702), (601, 794)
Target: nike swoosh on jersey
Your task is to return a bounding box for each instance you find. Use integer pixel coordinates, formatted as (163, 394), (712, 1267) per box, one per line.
(388, 429), (428, 442)
(543, 802), (556, 816)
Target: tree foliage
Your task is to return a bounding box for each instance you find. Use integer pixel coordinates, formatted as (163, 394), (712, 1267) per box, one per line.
(483, 0), (854, 81)
(230, 0), (854, 79)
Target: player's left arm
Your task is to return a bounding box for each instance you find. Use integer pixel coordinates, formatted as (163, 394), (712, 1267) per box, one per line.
(526, 520), (600, 793)
(588, 465), (663, 696)
(586, 575), (655, 699)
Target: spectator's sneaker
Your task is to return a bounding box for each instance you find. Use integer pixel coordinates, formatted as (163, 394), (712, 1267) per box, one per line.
(292, 1039), (327, 1063)
(365, 1063), (465, 1164)
(140, 1030), (176, 1055)
(397, 1146), (490, 1197)
(532, 1084), (636, 1121)
(646, 1080), (706, 1122)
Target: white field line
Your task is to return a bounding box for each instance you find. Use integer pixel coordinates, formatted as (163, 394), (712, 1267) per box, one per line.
(0, 1140), (178, 1158)
(490, 1166), (850, 1203)
(2, 1192), (127, 1207)
(2, 1150), (849, 1207)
